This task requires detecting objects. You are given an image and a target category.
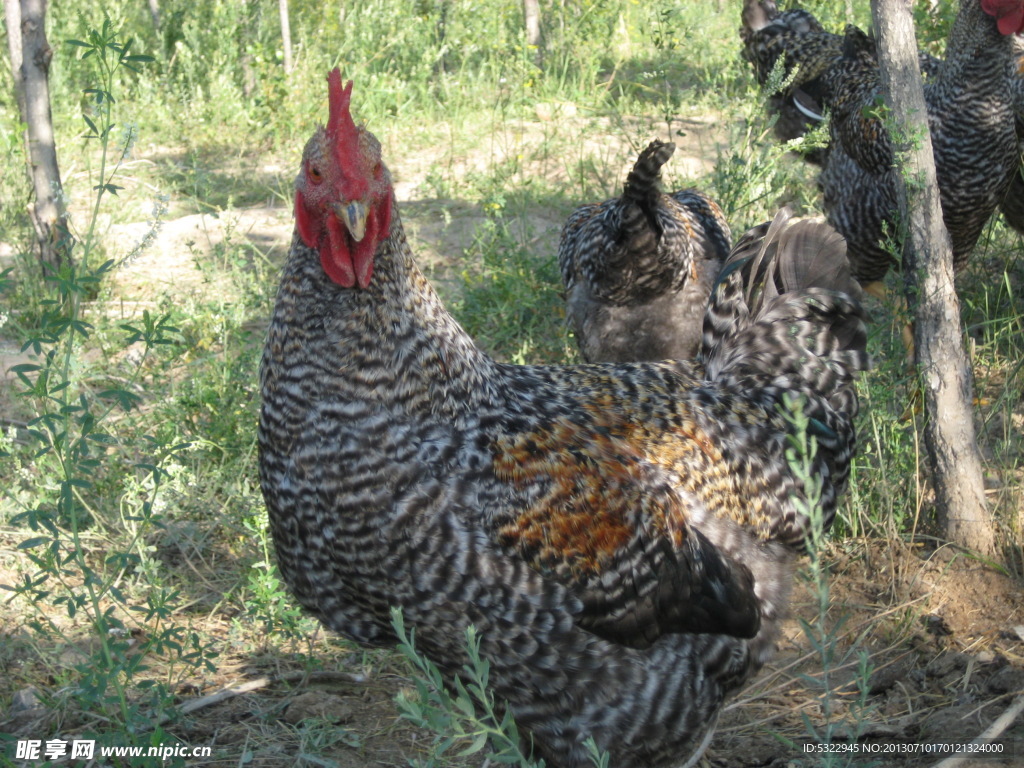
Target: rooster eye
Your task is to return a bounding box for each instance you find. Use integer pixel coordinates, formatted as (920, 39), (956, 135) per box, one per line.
(309, 165), (323, 183)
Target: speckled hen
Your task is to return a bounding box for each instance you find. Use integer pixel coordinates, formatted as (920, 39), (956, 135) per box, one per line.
(819, 0), (1024, 291)
(739, 0), (942, 159)
(258, 69), (869, 768)
(557, 140), (731, 363)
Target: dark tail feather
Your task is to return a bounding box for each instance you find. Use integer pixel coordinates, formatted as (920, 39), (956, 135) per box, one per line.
(619, 140), (675, 243)
(702, 210), (869, 549)
(701, 208), (868, 413)
(622, 140), (675, 207)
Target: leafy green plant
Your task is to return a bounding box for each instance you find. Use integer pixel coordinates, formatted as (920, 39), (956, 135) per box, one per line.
(0, 20), (218, 753)
(67, 17), (156, 275)
(452, 195), (571, 365)
(780, 394), (878, 767)
(241, 504), (316, 644)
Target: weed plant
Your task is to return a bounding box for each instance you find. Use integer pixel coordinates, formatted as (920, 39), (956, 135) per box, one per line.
(1, 22), (219, 760)
(392, 608), (610, 768)
(781, 395), (878, 767)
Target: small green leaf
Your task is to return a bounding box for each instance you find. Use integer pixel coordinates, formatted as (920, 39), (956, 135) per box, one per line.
(459, 732), (488, 756)
(18, 537), (51, 550)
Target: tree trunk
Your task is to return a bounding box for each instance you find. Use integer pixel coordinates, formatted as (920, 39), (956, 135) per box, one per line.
(20, 0), (71, 276)
(278, 0), (293, 75)
(434, 0), (451, 75)
(4, 0), (27, 122)
(523, 0), (543, 68)
(871, 0), (997, 558)
(146, 0), (160, 31)
(238, 0), (257, 99)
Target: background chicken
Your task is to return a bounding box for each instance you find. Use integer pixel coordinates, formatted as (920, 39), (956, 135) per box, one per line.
(819, 0), (1024, 292)
(558, 139), (732, 363)
(740, 0), (942, 159)
(998, 36), (1024, 233)
(259, 70), (869, 768)
(740, 0), (842, 153)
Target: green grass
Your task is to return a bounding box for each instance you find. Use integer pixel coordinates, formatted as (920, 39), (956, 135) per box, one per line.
(0, 0), (1022, 765)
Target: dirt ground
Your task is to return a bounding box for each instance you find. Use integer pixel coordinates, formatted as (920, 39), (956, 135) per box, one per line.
(4, 539), (1021, 767)
(713, 541), (1024, 767)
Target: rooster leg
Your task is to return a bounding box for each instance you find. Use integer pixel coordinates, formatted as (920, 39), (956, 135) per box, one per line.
(861, 280), (887, 303)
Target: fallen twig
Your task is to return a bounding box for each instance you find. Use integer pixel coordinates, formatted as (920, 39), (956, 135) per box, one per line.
(931, 692), (1024, 768)
(154, 670), (368, 726)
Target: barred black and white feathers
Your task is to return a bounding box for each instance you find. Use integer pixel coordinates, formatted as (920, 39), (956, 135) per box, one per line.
(819, 0), (1023, 287)
(558, 139), (731, 362)
(741, 0), (837, 151)
(740, 0), (943, 159)
(999, 39), (1024, 232)
(259, 71), (868, 768)
(702, 210), (867, 543)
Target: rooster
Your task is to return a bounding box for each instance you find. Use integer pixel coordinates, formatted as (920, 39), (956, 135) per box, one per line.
(558, 139), (732, 363)
(259, 69), (869, 768)
(819, 0), (1024, 293)
(741, 0), (841, 152)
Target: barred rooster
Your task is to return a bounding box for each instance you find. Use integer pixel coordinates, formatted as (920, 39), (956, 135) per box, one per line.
(558, 140), (732, 363)
(259, 70), (869, 768)
(819, 0), (1024, 291)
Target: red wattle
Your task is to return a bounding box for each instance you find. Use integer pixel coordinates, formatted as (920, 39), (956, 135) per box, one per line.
(323, 214), (356, 287)
(313, 194), (393, 289)
(999, 7), (1024, 34)
(295, 190), (317, 249)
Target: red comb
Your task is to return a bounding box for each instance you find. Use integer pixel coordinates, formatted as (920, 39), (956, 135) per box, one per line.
(326, 68), (357, 140)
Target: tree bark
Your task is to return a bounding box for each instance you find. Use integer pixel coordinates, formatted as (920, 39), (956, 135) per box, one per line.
(239, 0), (257, 99)
(871, 0), (997, 557)
(4, 0), (27, 122)
(278, 0), (293, 75)
(20, 0), (71, 276)
(523, 0), (543, 68)
(146, 0), (161, 32)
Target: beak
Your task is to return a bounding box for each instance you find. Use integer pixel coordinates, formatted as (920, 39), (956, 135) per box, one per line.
(334, 201), (367, 242)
